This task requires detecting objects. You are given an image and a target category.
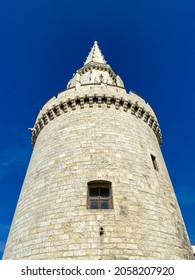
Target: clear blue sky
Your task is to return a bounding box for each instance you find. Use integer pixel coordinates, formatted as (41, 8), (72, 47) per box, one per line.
(0, 0), (195, 259)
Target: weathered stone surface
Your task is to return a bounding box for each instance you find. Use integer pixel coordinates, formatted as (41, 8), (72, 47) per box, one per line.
(3, 42), (193, 260)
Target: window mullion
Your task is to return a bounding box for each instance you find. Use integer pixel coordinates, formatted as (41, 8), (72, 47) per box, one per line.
(98, 196), (100, 209)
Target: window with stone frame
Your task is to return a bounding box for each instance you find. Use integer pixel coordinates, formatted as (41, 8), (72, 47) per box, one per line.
(88, 181), (112, 209)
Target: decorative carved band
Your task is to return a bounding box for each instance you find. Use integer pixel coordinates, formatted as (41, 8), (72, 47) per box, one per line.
(31, 94), (162, 147)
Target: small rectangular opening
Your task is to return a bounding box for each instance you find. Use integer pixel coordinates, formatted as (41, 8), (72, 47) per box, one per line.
(151, 154), (158, 171)
(88, 181), (112, 209)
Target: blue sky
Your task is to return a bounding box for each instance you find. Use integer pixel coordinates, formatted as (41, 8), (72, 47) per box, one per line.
(0, 0), (195, 259)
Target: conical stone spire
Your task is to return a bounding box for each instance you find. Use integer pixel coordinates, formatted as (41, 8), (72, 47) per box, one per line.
(67, 41), (124, 89)
(84, 41), (106, 65)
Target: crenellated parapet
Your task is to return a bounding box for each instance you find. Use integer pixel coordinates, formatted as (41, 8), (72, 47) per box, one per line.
(31, 85), (162, 147)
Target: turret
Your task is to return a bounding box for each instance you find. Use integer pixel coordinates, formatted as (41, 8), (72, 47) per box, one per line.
(3, 42), (193, 260)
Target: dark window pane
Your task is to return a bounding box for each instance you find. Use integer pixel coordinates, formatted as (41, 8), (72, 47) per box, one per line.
(100, 188), (109, 197)
(90, 188), (99, 197)
(101, 201), (109, 209)
(90, 201), (98, 209)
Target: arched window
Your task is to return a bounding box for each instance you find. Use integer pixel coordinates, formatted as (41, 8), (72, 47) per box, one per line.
(87, 180), (112, 209)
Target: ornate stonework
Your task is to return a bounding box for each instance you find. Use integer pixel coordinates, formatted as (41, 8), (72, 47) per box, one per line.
(67, 41), (124, 88)
(31, 87), (162, 147)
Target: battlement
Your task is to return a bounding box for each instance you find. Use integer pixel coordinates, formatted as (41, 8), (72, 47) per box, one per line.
(31, 85), (162, 147)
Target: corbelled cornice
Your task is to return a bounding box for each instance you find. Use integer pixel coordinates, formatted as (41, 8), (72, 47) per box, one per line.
(31, 86), (162, 147)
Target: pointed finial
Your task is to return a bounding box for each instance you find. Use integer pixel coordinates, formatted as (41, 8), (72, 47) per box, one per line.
(66, 41), (125, 89)
(84, 41), (106, 65)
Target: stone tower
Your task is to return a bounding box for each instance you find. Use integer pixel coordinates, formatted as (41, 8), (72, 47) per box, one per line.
(3, 42), (193, 260)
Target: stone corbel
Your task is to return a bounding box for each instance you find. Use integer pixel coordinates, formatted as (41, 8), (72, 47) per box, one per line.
(148, 116), (154, 127)
(62, 102), (68, 113)
(42, 113), (49, 125)
(106, 97), (111, 108)
(152, 121), (158, 132)
(71, 99), (76, 110)
(48, 109), (55, 120)
(38, 118), (44, 129)
(137, 107), (143, 118)
(98, 97), (102, 107)
(123, 101), (128, 112)
(131, 103), (136, 115)
(35, 123), (40, 133)
(143, 111), (150, 122)
(55, 105), (61, 116)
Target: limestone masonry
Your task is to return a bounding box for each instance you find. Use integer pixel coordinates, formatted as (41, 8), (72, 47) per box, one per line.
(3, 42), (194, 259)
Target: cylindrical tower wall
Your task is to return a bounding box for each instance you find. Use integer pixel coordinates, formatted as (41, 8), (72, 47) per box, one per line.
(3, 86), (193, 259)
